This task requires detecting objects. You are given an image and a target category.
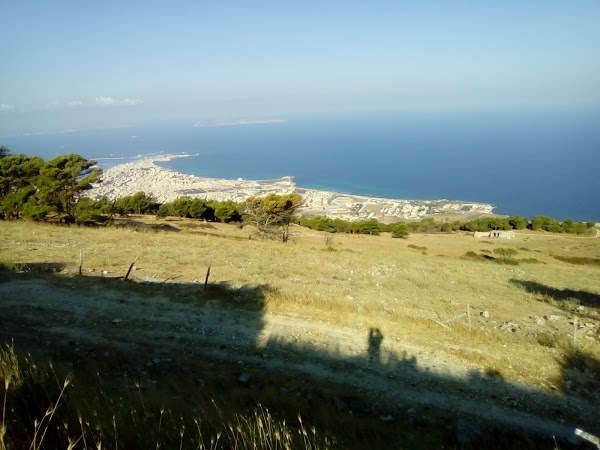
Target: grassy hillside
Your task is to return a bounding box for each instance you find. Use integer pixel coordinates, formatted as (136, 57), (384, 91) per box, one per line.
(1, 218), (599, 448)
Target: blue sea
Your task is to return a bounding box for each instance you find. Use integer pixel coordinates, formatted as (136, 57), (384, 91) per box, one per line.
(3, 109), (599, 221)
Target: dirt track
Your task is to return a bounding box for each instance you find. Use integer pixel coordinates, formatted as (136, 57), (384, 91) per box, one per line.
(1, 274), (598, 445)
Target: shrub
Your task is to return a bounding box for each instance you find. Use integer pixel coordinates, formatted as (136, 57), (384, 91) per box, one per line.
(492, 247), (518, 258)
(391, 222), (408, 238)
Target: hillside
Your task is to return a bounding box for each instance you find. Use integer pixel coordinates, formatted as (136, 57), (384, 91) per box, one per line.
(1, 218), (599, 448)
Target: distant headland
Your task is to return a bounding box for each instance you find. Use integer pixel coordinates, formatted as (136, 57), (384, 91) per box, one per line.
(89, 154), (495, 222)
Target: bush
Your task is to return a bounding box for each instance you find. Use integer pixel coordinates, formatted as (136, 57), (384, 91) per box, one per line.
(74, 197), (114, 224)
(391, 222), (408, 238)
(492, 247), (518, 258)
(115, 192), (158, 215)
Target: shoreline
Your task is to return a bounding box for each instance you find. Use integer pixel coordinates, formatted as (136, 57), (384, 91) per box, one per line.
(89, 154), (495, 222)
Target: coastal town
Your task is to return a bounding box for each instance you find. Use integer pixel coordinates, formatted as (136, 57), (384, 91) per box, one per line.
(89, 154), (495, 222)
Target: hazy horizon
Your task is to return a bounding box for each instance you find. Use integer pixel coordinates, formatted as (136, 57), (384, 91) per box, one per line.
(2, 2), (599, 135)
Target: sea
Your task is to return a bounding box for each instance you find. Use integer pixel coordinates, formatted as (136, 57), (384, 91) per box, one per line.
(3, 109), (599, 222)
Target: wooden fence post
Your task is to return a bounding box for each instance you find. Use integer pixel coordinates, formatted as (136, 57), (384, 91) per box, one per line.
(467, 302), (472, 331)
(124, 256), (139, 281)
(78, 249), (83, 276)
(204, 265), (211, 290)
(573, 316), (578, 349)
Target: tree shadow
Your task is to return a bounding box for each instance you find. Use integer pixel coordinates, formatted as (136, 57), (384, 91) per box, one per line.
(1, 265), (599, 448)
(557, 349), (600, 394)
(0, 262), (65, 279)
(510, 279), (600, 309)
(112, 220), (181, 233)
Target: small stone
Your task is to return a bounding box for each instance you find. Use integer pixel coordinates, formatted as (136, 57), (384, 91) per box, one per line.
(237, 372), (251, 385)
(152, 358), (160, 364)
(480, 311), (490, 319)
(500, 321), (519, 332)
(379, 415), (394, 422)
(112, 319), (122, 325)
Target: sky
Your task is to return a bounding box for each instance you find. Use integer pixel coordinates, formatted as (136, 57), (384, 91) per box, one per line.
(1, 1), (599, 135)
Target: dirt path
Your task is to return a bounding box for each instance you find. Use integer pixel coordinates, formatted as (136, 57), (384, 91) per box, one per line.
(1, 277), (598, 442)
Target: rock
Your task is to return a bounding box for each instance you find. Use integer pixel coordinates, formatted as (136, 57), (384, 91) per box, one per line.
(237, 372), (251, 386)
(112, 319), (123, 325)
(379, 415), (394, 422)
(152, 358), (160, 364)
(480, 311), (490, 318)
(545, 315), (561, 321)
(500, 321), (519, 332)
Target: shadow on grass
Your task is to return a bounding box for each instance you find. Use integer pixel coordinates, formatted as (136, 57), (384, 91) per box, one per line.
(112, 220), (182, 233)
(1, 266), (599, 449)
(510, 279), (600, 309)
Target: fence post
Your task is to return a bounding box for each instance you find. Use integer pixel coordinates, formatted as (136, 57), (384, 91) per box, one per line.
(573, 316), (578, 349)
(467, 302), (471, 331)
(124, 256), (139, 281)
(204, 265), (211, 290)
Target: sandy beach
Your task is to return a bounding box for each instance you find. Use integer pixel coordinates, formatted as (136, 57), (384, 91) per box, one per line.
(89, 154), (495, 222)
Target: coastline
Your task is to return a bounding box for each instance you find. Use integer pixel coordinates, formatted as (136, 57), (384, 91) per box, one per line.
(89, 154), (495, 222)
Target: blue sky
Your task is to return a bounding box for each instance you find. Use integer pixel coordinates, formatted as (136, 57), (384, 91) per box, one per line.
(1, 1), (599, 134)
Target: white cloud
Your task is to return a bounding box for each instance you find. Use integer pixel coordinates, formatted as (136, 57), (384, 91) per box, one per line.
(0, 103), (15, 112)
(95, 96), (143, 107)
(95, 96), (116, 106)
(67, 100), (84, 108)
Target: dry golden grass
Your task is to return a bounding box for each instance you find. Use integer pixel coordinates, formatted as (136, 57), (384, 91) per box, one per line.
(1, 218), (599, 390)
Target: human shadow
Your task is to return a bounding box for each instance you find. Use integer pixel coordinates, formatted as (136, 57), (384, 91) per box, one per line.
(510, 279), (600, 309)
(367, 328), (384, 363)
(1, 264), (599, 449)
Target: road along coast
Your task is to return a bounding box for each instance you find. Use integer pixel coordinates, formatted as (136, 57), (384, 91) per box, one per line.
(89, 154), (495, 222)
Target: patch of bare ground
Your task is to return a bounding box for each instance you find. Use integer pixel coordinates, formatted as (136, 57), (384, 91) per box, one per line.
(1, 219), (599, 447)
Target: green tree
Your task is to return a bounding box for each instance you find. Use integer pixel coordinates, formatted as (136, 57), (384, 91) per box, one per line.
(188, 199), (208, 219)
(440, 222), (452, 233)
(74, 196), (114, 224)
(244, 193), (302, 242)
(37, 154), (101, 222)
(508, 216), (529, 230)
(0, 154), (44, 219)
(351, 218), (381, 235)
(0, 146), (10, 158)
(115, 192), (158, 215)
(211, 200), (242, 222)
(391, 222), (409, 238)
